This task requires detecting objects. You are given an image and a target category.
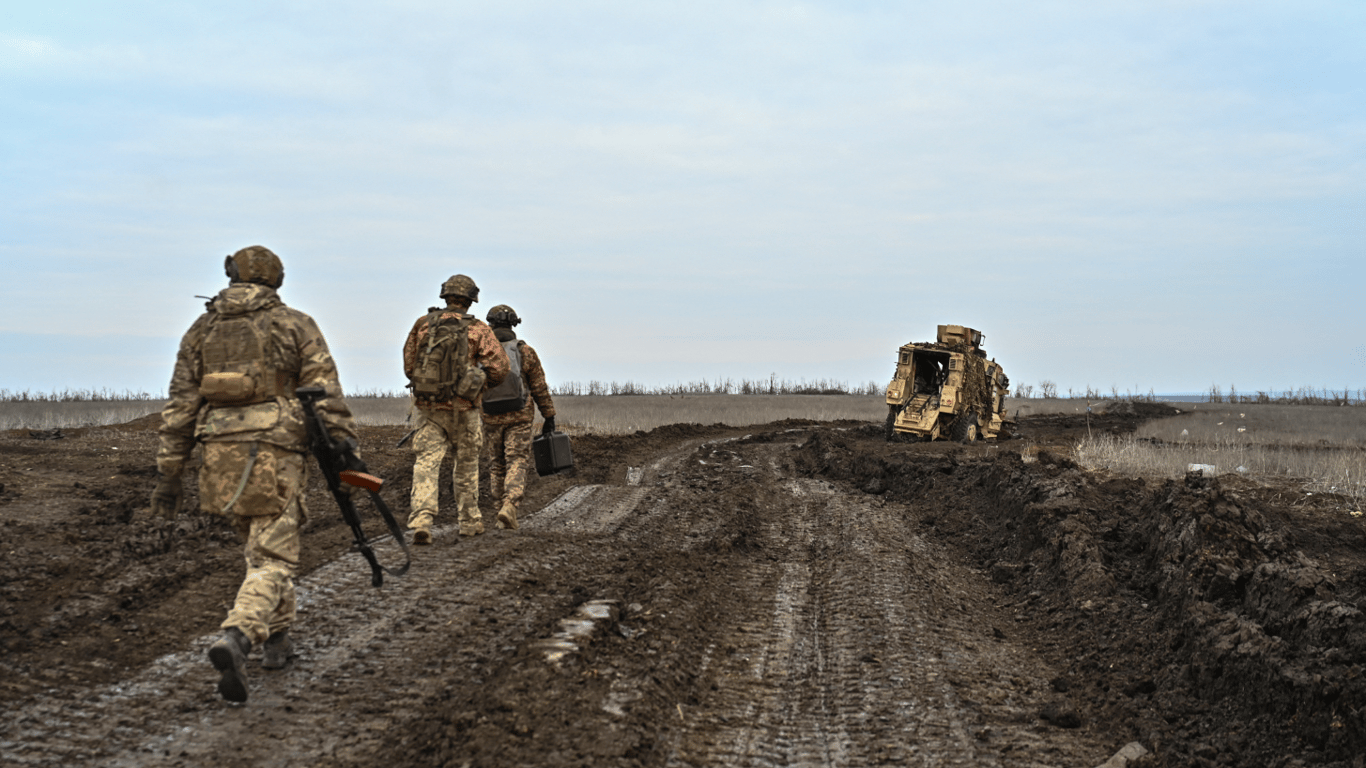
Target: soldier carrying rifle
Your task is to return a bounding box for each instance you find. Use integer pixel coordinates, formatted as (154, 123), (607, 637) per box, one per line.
(150, 246), (360, 703)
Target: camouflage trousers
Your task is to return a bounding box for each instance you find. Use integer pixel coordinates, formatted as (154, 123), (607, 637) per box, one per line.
(483, 419), (533, 516)
(202, 441), (306, 646)
(409, 407), (483, 532)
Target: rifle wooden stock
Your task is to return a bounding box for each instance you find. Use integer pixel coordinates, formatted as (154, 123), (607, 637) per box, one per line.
(339, 470), (383, 493)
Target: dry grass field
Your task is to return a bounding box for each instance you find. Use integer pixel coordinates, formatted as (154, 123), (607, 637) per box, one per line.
(0, 400), (164, 431)
(2, 394), (891, 432)
(0, 394), (1092, 433)
(321, 394), (896, 432)
(1074, 401), (1366, 507)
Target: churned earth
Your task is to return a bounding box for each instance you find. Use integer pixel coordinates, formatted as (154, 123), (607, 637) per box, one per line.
(1, 403), (1365, 767)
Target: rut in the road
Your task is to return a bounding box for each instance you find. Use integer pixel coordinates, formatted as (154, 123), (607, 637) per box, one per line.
(0, 434), (712, 768)
(4, 523), (605, 767)
(4, 427), (1124, 768)
(655, 441), (1113, 768)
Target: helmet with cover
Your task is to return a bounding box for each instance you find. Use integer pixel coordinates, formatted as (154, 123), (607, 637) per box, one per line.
(224, 246), (284, 288)
(440, 274), (479, 304)
(486, 304), (521, 328)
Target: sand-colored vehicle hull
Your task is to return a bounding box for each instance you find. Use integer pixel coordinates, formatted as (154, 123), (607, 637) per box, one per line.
(884, 325), (1013, 442)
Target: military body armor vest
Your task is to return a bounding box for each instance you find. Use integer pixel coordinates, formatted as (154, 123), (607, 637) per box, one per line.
(199, 309), (290, 405)
(482, 340), (528, 414)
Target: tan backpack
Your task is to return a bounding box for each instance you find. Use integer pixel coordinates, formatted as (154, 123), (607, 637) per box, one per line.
(409, 310), (484, 402)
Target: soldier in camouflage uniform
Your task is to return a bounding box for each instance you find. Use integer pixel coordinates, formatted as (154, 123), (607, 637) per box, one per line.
(481, 304), (556, 531)
(402, 275), (509, 544)
(150, 246), (359, 703)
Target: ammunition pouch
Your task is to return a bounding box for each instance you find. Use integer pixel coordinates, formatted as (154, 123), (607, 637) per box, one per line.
(200, 368), (298, 406)
(409, 374), (442, 402)
(197, 400), (283, 441)
(454, 365), (486, 402)
(200, 371), (261, 405)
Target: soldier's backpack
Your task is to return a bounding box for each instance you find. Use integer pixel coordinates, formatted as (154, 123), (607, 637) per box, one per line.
(482, 340), (528, 415)
(409, 309), (484, 403)
(198, 309), (282, 405)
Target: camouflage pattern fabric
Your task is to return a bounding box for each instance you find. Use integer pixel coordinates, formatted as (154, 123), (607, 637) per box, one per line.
(402, 306), (509, 413)
(482, 332), (555, 427)
(440, 274), (479, 302)
(200, 441), (300, 516)
(408, 407), (484, 533)
(221, 448), (305, 644)
(483, 419), (533, 515)
(156, 279), (355, 645)
(226, 245), (284, 288)
(158, 282), (357, 477)
(481, 329), (554, 523)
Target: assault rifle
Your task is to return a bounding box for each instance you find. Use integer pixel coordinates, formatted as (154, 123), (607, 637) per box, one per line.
(296, 386), (411, 587)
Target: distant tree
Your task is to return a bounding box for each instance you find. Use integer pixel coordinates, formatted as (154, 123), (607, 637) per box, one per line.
(1039, 380), (1058, 399)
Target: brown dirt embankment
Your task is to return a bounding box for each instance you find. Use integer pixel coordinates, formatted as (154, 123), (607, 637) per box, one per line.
(793, 408), (1366, 767)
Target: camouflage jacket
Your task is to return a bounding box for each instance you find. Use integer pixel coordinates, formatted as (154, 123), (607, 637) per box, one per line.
(403, 307), (509, 412)
(483, 329), (556, 426)
(157, 283), (358, 477)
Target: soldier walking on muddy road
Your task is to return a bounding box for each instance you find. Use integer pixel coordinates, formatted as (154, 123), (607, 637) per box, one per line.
(402, 274), (509, 545)
(480, 304), (557, 531)
(150, 246), (360, 703)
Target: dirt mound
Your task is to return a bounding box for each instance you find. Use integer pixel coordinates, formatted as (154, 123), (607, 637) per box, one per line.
(792, 428), (1366, 766)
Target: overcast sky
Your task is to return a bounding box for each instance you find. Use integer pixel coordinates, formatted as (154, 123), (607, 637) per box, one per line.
(3, 1), (1362, 398)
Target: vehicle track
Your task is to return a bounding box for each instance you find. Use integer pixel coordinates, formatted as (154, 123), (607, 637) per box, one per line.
(2, 427), (1123, 767)
(659, 437), (1115, 767)
(1, 435), (716, 768)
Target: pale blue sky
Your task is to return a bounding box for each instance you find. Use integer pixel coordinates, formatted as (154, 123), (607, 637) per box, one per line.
(3, 1), (1362, 397)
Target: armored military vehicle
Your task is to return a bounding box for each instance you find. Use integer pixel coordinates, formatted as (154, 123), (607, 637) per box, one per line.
(884, 325), (1013, 442)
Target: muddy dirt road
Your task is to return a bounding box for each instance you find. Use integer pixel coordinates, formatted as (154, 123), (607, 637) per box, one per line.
(3, 405), (1365, 767)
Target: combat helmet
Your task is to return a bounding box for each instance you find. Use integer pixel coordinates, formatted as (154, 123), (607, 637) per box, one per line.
(224, 246), (284, 288)
(440, 274), (479, 304)
(486, 304), (521, 328)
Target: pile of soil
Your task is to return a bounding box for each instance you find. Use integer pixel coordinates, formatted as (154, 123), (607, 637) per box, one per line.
(793, 406), (1366, 766)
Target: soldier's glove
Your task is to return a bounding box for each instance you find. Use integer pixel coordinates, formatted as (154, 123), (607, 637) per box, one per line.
(150, 473), (184, 519)
(541, 417), (556, 436)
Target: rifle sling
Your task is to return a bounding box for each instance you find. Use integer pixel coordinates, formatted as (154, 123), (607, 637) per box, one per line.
(339, 486), (412, 588)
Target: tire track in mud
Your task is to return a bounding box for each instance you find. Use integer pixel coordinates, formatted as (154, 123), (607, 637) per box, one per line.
(529, 435), (707, 537)
(5, 535), (546, 767)
(5, 427), (1125, 767)
(662, 438), (1116, 768)
(2, 434), (726, 759)
(0, 436), (715, 768)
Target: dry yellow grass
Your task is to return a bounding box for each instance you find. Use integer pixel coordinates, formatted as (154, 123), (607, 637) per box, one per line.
(0, 393), (1146, 431)
(349, 394), (890, 433)
(1073, 402), (1366, 508)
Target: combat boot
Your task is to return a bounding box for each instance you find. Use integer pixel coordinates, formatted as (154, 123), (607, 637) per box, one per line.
(409, 510), (435, 546)
(495, 504), (519, 531)
(459, 521), (485, 537)
(208, 627), (251, 702)
(261, 629), (293, 670)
